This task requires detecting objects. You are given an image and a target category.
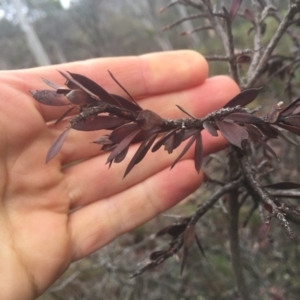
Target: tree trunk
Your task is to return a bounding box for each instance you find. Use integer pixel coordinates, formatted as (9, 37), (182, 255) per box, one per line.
(12, 0), (51, 66)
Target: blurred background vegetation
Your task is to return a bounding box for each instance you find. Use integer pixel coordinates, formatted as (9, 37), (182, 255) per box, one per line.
(1, 0), (300, 299)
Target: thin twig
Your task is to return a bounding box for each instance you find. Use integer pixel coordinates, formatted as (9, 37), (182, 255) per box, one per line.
(246, 4), (299, 88)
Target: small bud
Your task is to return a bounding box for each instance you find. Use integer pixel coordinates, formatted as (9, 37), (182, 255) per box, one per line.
(66, 89), (90, 105)
(136, 109), (163, 130)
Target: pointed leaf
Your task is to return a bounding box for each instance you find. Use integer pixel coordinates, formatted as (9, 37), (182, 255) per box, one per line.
(167, 224), (187, 237)
(182, 129), (199, 140)
(164, 132), (175, 154)
(229, 0), (242, 21)
(106, 129), (141, 164)
(58, 71), (100, 102)
(114, 146), (130, 163)
(152, 129), (178, 152)
(195, 234), (206, 258)
(46, 129), (70, 163)
(184, 225), (196, 248)
(180, 247), (189, 276)
(203, 121), (218, 136)
(171, 135), (197, 169)
(72, 116), (127, 131)
(173, 129), (186, 149)
(263, 182), (300, 190)
(223, 88), (261, 108)
(124, 134), (158, 177)
(110, 94), (141, 112)
(225, 112), (263, 124)
(280, 96), (300, 116)
(30, 90), (70, 106)
(277, 123), (300, 136)
(194, 132), (203, 173)
(277, 130), (299, 146)
(216, 120), (248, 148)
(55, 106), (75, 125)
(256, 123), (278, 138)
(109, 123), (140, 144)
(108, 70), (142, 110)
(261, 140), (278, 159)
(150, 250), (167, 261)
(245, 124), (264, 141)
(283, 115), (300, 127)
(42, 77), (65, 90)
(156, 225), (173, 237)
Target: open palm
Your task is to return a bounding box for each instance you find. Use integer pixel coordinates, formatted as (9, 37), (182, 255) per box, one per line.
(0, 51), (238, 299)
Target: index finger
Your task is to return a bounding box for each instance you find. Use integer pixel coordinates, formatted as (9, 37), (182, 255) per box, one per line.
(11, 50), (208, 121)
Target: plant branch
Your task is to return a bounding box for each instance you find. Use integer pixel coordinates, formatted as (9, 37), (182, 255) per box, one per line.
(246, 3), (299, 88)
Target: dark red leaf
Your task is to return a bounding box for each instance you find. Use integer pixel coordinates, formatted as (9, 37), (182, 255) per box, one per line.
(229, 0), (242, 21)
(184, 225), (196, 248)
(283, 115), (300, 127)
(276, 130), (299, 146)
(72, 116), (127, 131)
(194, 132), (203, 173)
(93, 136), (112, 145)
(109, 123), (140, 144)
(152, 129), (178, 152)
(55, 106), (75, 125)
(136, 109), (163, 130)
(171, 135), (197, 169)
(195, 234), (206, 258)
(30, 90), (70, 106)
(110, 94), (141, 112)
(164, 132), (175, 154)
(182, 129), (199, 140)
(67, 71), (118, 105)
(106, 129), (141, 164)
(256, 123), (278, 138)
(203, 121), (218, 136)
(245, 124), (264, 141)
(216, 120), (248, 148)
(173, 129), (186, 149)
(261, 140), (278, 159)
(124, 134), (158, 177)
(277, 123), (300, 136)
(58, 71), (100, 102)
(114, 146), (130, 163)
(156, 225), (173, 237)
(180, 247), (189, 276)
(108, 70), (142, 110)
(223, 88), (261, 108)
(150, 250), (167, 261)
(56, 88), (72, 94)
(225, 112), (263, 124)
(180, 225), (196, 275)
(280, 96), (300, 116)
(258, 221), (270, 240)
(167, 224), (187, 237)
(263, 182), (300, 190)
(46, 129), (70, 163)
(42, 77), (65, 90)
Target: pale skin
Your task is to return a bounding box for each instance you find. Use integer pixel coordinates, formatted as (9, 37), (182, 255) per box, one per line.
(0, 50), (239, 299)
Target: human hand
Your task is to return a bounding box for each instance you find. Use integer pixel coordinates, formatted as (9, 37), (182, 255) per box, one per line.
(0, 50), (238, 299)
